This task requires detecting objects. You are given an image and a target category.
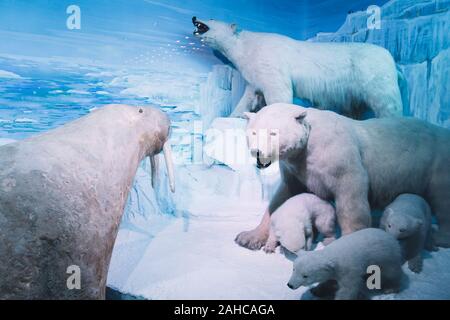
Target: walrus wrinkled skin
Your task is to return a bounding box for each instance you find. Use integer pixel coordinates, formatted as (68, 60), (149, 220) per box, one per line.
(0, 105), (175, 299)
(235, 103), (450, 251)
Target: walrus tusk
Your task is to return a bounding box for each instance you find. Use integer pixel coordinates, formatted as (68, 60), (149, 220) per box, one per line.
(149, 155), (158, 189)
(163, 141), (175, 193)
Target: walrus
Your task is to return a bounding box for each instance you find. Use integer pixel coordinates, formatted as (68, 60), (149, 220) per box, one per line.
(0, 104), (175, 299)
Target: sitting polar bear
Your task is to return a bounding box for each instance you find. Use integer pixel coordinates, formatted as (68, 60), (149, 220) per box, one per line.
(381, 194), (437, 273)
(192, 17), (403, 119)
(265, 193), (336, 253)
(287, 228), (404, 300)
(235, 103), (450, 250)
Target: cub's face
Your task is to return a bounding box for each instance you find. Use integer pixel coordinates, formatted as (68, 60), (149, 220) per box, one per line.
(385, 212), (421, 239)
(245, 104), (310, 169)
(192, 17), (238, 50)
(288, 252), (334, 289)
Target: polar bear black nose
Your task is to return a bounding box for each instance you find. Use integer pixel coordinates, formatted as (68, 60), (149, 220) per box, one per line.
(287, 283), (294, 289)
(399, 228), (406, 233)
(256, 150), (272, 169)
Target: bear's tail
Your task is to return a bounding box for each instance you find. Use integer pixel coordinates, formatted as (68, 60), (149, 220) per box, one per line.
(396, 65), (410, 116)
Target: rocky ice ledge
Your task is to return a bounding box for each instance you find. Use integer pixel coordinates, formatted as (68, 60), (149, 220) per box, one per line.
(310, 0), (450, 128)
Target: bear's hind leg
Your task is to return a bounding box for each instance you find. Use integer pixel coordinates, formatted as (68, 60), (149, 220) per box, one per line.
(230, 85), (257, 118)
(425, 229), (438, 252)
(382, 264), (403, 294)
(430, 195), (450, 248)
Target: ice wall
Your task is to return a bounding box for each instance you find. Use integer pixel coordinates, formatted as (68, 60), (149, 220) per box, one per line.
(310, 0), (450, 128)
(197, 65), (246, 127)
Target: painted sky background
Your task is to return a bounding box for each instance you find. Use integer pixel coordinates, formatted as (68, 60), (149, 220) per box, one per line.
(0, 0), (387, 68)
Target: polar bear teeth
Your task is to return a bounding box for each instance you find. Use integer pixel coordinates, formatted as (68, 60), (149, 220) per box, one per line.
(192, 17), (209, 35)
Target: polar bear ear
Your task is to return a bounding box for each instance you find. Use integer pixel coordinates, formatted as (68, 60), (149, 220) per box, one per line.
(243, 112), (255, 121)
(295, 110), (307, 122)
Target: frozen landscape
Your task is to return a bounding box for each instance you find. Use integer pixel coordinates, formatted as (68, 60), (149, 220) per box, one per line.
(0, 0), (449, 299)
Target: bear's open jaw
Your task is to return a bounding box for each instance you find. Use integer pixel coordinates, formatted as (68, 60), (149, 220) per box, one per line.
(192, 16), (209, 35)
(256, 152), (272, 169)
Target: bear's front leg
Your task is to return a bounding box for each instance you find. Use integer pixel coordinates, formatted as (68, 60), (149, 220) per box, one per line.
(310, 280), (338, 298)
(230, 85), (257, 118)
(334, 173), (371, 235)
(235, 209), (271, 250)
(334, 277), (366, 300)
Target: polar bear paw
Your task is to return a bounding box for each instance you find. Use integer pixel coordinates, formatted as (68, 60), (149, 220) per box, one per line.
(235, 229), (268, 250)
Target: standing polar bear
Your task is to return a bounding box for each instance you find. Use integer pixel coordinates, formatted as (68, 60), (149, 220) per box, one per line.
(193, 17), (403, 119)
(235, 103), (450, 250)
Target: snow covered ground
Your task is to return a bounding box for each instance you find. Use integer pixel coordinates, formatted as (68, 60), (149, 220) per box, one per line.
(108, 162), (450, 300)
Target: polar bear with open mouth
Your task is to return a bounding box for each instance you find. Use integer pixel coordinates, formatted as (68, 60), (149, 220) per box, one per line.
(192, 17), (403, 119)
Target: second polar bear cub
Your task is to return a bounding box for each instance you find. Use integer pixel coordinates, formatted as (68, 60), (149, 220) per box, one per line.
(265, 193), (336, 253)
(287, 228), (404, 300)
(381, 194), (437, 273)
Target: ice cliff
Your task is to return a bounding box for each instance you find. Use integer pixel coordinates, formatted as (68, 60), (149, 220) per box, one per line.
(197, 64), (246, 127)
(310, 0), (450, 128)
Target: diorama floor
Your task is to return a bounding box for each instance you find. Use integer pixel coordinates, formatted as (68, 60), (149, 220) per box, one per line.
(107, 166), (450, 300)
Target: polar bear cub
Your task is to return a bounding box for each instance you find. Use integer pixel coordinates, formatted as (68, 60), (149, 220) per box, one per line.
(381, 194), (437, 273)
(287, 228), (404, 300)
(265, 193), (336, 253)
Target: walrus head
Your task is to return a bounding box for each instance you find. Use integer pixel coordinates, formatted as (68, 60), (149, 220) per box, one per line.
(132, 106), (175, 193)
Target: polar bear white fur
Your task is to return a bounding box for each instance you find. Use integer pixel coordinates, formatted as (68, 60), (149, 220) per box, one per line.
(265, 193), (336, 253)
(381, 194), (437, 273)
(287, 228), (404, 300)
(235, 103), (450, 251)
(192, 17), (403, 119)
